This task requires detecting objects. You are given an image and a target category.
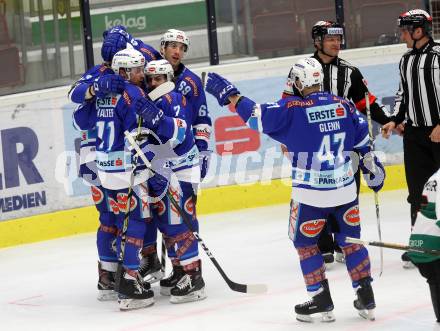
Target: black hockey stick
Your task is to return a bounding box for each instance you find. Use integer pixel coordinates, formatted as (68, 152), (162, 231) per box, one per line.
(346, 237), (440, 257)
(114, 119), (142, 292)
(124, 132), (268, 294)
(160, 237), (166, 273)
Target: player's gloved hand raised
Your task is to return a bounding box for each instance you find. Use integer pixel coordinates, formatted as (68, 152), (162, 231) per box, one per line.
(135, 97), (164, 130)
(359, 152), (386, 192)
(205, 72), (240, 106)
(101, 26), (137, 62)
(93, 74), (125, 98)
(102, 25), (126, 39)
(199, 150), (212, 181)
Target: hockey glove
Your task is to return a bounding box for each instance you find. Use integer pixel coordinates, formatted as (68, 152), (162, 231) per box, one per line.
(93, 74), (125, 98)
(101, 33), (127, 62)
(135, 97), (164, 130)
(359, 152), (385, 193)
(148, 172), (169, 198)
(199, 150), (212, 181)
(102, 25), (126, 39)
(205, 72), (240, 106)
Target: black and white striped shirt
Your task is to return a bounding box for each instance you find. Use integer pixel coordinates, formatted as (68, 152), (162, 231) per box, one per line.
(393, 38), (440, 127)
(283, 52), (390, 124)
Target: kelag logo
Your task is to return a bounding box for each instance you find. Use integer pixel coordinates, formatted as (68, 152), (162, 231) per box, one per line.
(0, 127), (46, 214)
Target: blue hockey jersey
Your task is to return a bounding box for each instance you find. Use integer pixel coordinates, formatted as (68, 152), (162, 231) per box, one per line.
(174, 63), (211, 152)
(69, 64), (114, 185)
(236, 92), (370, 207)
(73, 82), (152, 190)
(148, 91), (200, 184)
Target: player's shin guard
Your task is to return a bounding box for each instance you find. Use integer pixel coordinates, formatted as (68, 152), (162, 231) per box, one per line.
(353, 277), (376, 321)
(170, 260), (206, 304)
(118, 269), (154, 311)
(342, 243), (371, 282)
(138, 244), (164, 284)
(296, 245), (326, 291)
(97, 212), (118, 264)
(117, 218), (146, 271)
(295, 279), (335, 323)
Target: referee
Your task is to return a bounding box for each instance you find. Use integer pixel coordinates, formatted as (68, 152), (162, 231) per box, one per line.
(382, 9), (440, 267)
(282, 21), (391, 265)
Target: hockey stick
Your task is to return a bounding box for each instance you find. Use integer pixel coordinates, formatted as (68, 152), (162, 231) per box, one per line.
(124, 131), (268, 294)
(201, 71), (206, 88)
(114, 118), (142, 292)
(365, 92), (384, 276)
(114, 81), (175, 291)
(346, 237), (440, 257)
(160, 236), (166, 273)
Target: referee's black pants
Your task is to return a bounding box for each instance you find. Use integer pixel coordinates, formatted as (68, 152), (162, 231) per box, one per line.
(404, 125), (440, 226)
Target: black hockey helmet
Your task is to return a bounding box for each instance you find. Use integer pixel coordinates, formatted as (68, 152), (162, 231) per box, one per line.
(312, 21), (344, 42)
(398, 9), (432, 35)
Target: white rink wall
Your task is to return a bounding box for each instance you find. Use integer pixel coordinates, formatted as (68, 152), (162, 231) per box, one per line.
(0, 43), (408, 221)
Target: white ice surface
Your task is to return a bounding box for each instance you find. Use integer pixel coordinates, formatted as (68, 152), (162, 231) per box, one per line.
(1, 189), (439, 331)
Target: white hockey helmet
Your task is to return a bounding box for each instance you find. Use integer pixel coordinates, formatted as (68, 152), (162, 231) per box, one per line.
(111, 45), (145, 75)
(145, 59), (174, 82)
(289, 58), (323, 92)
(160, 29), (190, 52)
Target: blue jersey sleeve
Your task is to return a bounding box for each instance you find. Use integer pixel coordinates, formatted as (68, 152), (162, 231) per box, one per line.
(134, 40), (162, 62)
(68, 64), (113, 103)
(236, 96), (295, 146)
(154, 93), (188, 145)
(72, 101), (96, 131)
(351, 105), (370, 155)
(176, 68), (212, 151)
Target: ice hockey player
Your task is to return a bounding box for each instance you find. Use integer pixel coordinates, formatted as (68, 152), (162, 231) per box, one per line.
(281, 20), (391, 266)
(408, 168), (440, 323)
(205, 58), (385, 322)
(138, 29), (212, 289)
(73, 47), (155, 311)
(69, 26), (151, 302)
(70, 25), (160, 104)
(135, 59), (206, 304)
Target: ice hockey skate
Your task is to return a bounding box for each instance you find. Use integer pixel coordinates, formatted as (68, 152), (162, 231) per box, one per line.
(138, 250), (164, 284)
(117, 271), (154, 311)
(97, 262), (118, 301)
(160, 264), (185, 296)
(335, 251), (345, 263)
(295, 280), (335, 323)
(322, 252), (335, 265)
(170, 260), (207, 304)
(401, 252), (416, 269)
(353, 278), (376, 321)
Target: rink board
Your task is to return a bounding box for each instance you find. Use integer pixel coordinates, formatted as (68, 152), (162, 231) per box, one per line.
(0, 164), (405, 248)
(0, 43), (409, 247)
